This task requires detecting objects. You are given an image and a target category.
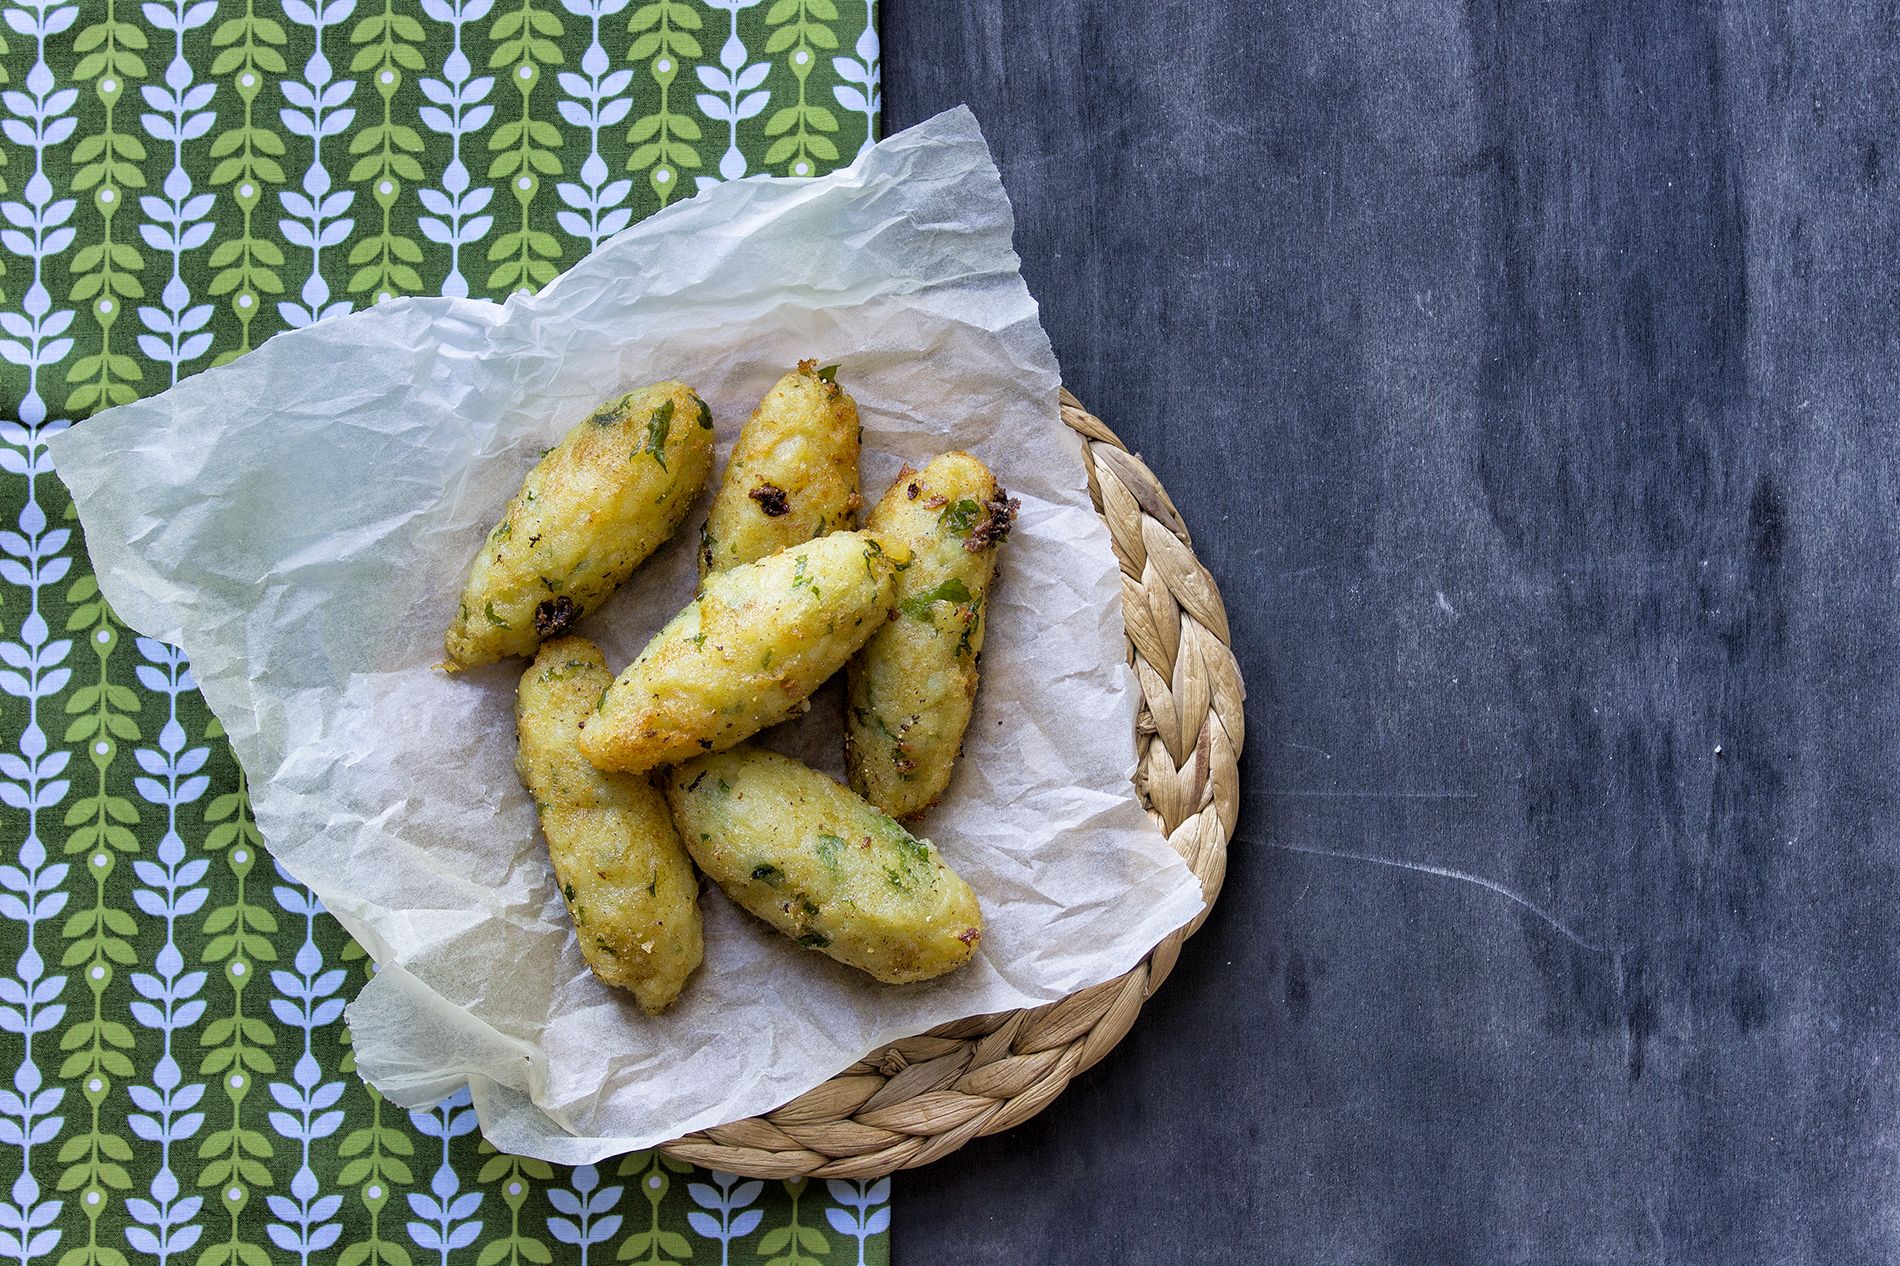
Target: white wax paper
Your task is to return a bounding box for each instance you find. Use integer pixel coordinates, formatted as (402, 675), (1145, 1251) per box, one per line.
(45, 107), (1205, 1163)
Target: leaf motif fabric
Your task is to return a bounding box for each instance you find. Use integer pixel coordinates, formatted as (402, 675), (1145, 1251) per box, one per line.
(0, 2), (887, 1262)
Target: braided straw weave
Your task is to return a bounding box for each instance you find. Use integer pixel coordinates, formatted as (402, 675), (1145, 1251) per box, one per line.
(659, 391), (1246, 1178)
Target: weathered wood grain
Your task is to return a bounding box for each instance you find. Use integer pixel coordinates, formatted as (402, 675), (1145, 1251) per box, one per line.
(891, 2), (1900, 1261)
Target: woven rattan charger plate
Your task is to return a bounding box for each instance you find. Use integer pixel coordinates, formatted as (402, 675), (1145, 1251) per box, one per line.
(659, 391), (1246, 1178)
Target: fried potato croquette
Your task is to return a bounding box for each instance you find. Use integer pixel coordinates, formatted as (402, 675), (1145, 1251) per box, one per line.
(846, 453), (1018, 818)
(445, 382), (715, 669)
(515, 637), (703, 1013)
(700, 360), (861, 576)
(579, 531), (903, 773)
(665, 746), (982, 984)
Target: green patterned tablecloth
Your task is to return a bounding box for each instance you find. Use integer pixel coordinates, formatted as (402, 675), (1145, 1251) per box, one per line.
(0, 2), (887, 1262)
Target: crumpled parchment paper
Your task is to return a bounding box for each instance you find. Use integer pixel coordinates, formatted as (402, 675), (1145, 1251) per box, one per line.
(45, 107), (1206, 1163)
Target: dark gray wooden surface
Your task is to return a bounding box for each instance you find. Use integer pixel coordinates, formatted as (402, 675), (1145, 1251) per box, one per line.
(887, 3), (1900, 1262)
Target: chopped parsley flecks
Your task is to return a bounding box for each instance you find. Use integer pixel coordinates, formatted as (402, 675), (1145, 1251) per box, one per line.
(899, 577), (972, 623)
(644, 398), (676, 469)
(938, 498), (982, 537)
(791, 553), (820, 598)
(957, 607), (981, 657)
(590, 397), (630, 427)
(886, 820), (932, 863)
